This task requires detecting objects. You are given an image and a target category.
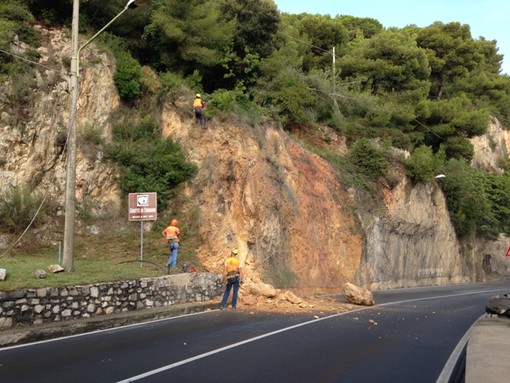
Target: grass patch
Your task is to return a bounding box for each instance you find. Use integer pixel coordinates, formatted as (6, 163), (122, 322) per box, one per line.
(0, 218), (202, 292)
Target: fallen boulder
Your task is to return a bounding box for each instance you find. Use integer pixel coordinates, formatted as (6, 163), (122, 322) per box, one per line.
(34, 269), (47, 279)
(342, 282), (375, 306)
(47, 264), (64, 273)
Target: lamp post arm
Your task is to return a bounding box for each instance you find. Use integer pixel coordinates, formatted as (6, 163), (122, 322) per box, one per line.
(78, 5), (130, 55)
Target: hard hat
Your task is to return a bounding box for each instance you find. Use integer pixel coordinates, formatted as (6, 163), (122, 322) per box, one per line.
(196, 93), (201, 98)
(231, 247), (239, 255)
(170, 219), (178, 226)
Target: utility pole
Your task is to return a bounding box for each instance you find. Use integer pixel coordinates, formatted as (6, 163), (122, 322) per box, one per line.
(62, 0), (80, 272)
(62, 0), (148, 272)
(332, 46), (336, 95)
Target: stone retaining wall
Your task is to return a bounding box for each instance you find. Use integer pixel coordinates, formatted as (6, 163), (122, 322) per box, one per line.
(0, 273), (223, 328)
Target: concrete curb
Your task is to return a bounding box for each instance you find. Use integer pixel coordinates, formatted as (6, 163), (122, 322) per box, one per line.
(466, 316), (510, 383)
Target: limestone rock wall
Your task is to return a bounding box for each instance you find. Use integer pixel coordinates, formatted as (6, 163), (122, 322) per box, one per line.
(470, 117), (510, 173)
(356, 178), (472, 289)
(0, 26), (120, 214)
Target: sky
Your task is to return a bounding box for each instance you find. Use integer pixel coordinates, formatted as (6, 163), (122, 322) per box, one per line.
(274, 0), (510, 74)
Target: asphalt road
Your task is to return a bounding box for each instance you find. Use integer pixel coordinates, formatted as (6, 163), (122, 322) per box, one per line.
(1, 282), (509, 383)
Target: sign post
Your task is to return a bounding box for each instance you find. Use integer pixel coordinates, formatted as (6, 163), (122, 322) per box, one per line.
(128, 193), (157, 264)
(505, 246), (510, 258)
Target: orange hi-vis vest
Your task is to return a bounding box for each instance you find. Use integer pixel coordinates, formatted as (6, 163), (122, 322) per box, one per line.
(163, 225), (180, 242)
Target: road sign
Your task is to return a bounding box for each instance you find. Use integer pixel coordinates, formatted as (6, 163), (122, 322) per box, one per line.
(505, 246), (510, 257)
(128, 192), (157, 221)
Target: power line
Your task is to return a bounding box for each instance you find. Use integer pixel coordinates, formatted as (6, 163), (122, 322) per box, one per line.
(0, 48), (63, 73)
(278, 31), (340, 58)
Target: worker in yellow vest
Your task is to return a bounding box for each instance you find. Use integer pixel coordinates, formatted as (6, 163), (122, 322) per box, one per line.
(193, 93), (205, 128)
(220, 247), (243, 310)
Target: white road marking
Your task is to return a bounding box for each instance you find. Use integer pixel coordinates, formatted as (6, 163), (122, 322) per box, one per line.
(114, 309), (365, 383)
(435, 316), (481, 383)
(116, 287), (510, 383)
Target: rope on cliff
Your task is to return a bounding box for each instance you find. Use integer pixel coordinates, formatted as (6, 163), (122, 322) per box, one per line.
(0, 193), (48, 258)
(0, 79), (66, 259)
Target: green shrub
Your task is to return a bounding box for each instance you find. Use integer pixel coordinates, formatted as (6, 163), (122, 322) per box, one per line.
(111, 114), (160, 142)
(80, 123), (104, 145)
(158, 71), (188, 102)
(206, 88), (266, 124)
(347, 139), (389, 181)
(405, 145), (445, 183)
(0, 186), (46, 233)
(117, 139), (197, 209)
(208, 89), (237, 113)
(113, 50), (142, 101)
(105, 117), (196, 210)
(444, 136), (474, 161)
(440, 159), (498, 239)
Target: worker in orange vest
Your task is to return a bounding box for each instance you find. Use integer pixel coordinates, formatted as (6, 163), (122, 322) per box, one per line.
(162, 219), (180, 269)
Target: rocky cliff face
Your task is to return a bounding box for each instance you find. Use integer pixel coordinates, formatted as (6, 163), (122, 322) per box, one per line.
(470, 117), (510, 173)
(0, 26), (120, 215)
(1, 26), (509, 290)
(356, 178), (471, 289)
(160, 109), (362, 288)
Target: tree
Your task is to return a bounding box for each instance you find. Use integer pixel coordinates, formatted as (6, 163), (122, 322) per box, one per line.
(416, 22), (486, 100)
(220, 0), (279, 59)
(255, 34), (316, 124)
(217, 0), (280, 90)
(421, 94), (489, 159)
(143, 0), (235, 76)
(283, 13), (349, 72)
(337, 15), (383, 41)
(339, 29), (430, 96)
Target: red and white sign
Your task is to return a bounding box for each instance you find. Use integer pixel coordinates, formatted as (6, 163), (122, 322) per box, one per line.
(128, 192), (157, 221)
(505, 246), (510, 258)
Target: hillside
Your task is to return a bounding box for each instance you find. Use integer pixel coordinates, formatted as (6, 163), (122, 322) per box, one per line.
(2, 2), (510, 299)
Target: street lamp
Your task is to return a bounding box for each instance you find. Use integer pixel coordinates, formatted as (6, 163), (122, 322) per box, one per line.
(62, 0), (148, 272)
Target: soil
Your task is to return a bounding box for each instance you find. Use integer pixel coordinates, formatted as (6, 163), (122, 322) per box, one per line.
(238, 287), (360, 315)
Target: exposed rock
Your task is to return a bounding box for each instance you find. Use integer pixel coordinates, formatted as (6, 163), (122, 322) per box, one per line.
(243, 280), (278, 298)
(0, 268), (6, 281)
(470, 117), (510, 173)
(47, 264), (64, 273)
(279, 290), (303, 305)
(240, 295), (258, 306)
(356, 176), (471, 289)
(0, 235), (10, 250)
(34, 269), (47, 279)
(0, 26), (120, 213)
(342, 282), (375, 306)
